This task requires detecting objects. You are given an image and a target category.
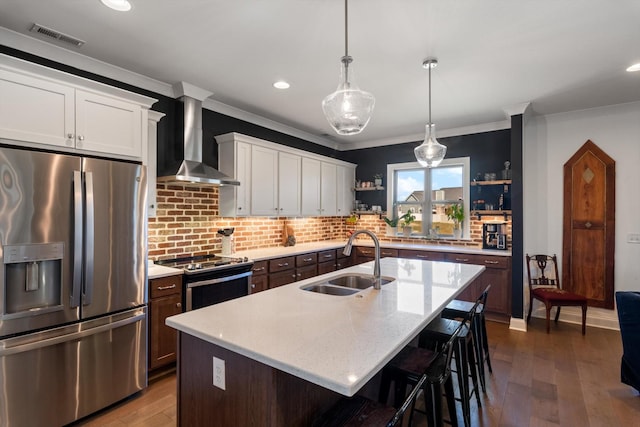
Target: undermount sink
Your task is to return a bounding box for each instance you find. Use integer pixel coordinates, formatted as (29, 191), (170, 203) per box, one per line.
(301, 274), (395, 296)
(328, 274), (395, 289)
(301, 284), (360, 296)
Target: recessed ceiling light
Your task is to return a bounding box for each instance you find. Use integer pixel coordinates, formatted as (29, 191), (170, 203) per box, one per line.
(273, 81), (290, 89)
(627, 63), (640, 72)
(100, 0), (132, 12)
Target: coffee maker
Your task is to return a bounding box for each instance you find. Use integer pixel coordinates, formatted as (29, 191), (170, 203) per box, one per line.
(482, 222), (507, 250)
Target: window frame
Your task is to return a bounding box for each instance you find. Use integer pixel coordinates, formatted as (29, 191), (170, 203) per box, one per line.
(386, 157), (470, 238)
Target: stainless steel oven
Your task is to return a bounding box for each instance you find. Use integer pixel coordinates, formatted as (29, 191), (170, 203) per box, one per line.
(157, 255), (254, 311)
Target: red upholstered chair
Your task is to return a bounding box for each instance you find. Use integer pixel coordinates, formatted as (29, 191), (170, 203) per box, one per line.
(526, 254), (588, 334)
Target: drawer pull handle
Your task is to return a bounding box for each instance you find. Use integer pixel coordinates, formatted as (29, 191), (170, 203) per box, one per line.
(484, 260), (499, 264)
(303, 258), (313, 262)
(253, 267), (266, 272)
(323, 254), (332, 258)
(157, 284), (176, 290)
(416, 255), (429, 258)
(455, 258), (469, 262)
(278, 262), (289, 267)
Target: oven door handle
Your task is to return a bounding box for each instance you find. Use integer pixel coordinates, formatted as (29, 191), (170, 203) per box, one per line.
(186, 271), (253, 289)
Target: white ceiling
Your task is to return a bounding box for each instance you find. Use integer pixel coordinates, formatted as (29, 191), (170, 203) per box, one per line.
(1, 0), (639, 150)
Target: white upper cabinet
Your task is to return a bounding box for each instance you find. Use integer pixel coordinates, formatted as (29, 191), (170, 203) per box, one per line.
(218, 137), (252, 217)
(336, 164), (355, 216)
(320, 162), (337, 216)
(0, 56), (155, 161)
(216, 132), (355, 218)
(251, 145), (279, 216)
(301, 158), (321, 216)
(75, 90), (143, 158)
(0, 69), (74, 147)
(278, 152), (301, 216)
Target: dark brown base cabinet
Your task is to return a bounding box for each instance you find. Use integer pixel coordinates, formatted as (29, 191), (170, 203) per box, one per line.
(177, 333), (340, 426)
(355, 247), (512, 322)
(149, 275), (183, 371)
(250, 260), (269, 293)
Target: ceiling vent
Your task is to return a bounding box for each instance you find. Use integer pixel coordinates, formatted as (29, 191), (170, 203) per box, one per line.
(29, 23), (85, 47)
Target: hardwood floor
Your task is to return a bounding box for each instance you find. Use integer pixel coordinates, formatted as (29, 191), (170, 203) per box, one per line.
(72, 319), (640, 426)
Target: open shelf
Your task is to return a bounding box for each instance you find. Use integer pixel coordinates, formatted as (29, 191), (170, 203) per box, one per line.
(470, 179), (511, 186)
(471, 210), (512, 219)
(354, 186), (384, 191)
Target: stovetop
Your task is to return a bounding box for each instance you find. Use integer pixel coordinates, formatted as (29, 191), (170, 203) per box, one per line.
(156, 254), (253, 274)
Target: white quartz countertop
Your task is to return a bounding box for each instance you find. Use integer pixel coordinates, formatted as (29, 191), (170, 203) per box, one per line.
(234, 239), (511, 261)
(148, 264), (183, 279)
(166, 257), (485, 396)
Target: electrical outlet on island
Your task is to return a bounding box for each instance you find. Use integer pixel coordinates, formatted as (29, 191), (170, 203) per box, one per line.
(213, 357), (226, 390)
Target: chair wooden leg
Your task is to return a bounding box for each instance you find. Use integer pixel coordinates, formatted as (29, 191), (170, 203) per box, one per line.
(545, 304), (552, 334)
(581, 304), (587, 335)
(527, 297), (533, 323)
(555, 306), (561, 323)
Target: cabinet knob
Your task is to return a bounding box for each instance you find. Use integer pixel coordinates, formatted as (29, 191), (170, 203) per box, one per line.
(251, 283), (256, 288)
(67, 133), (74, 139)
(77, 135), (85, 141)
(176, 302), (182, 308)
(238, 207), (242, 210)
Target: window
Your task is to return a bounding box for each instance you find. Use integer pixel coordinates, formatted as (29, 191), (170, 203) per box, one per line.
(386, 157), (470, 238)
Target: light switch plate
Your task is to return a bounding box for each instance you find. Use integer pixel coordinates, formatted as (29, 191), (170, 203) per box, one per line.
(627, 233), (640, 244)
(213, 357), (226, 390)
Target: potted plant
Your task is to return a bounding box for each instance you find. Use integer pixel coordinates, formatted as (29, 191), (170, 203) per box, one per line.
(383, 215), (401, 235)
(445, 202), (465, 238)
(373, 174), (383, 187)
(401, 210), (416, 236)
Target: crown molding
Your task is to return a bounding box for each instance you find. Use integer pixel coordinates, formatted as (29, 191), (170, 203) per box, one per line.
(337, 120), (511, 151)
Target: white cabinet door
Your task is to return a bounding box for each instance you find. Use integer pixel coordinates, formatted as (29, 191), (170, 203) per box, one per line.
(75, 90), (142, 158)
(251, 145), (279, 216)
(0, 69), (74, 147)
(301, 157), (321, 216)
(278, 152), (301, 216)
(336, 165), (355, 216)
(320, 162), (337, 216)
(218, 139), (251, 217)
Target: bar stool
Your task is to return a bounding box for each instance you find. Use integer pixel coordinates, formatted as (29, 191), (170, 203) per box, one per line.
(312, 373), (428, 427)
(418, 300), (482, 427)
(441, 285), (492, 392)
(378, 319), (465, 427)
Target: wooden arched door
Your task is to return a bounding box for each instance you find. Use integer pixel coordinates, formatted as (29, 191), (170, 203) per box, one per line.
(562, 140), (615, 309)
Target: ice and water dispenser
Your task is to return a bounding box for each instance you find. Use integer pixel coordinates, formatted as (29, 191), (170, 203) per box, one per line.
(2, 243), (64, 318)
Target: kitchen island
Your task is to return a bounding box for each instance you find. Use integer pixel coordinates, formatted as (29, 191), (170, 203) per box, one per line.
(166, 257), (485, 426)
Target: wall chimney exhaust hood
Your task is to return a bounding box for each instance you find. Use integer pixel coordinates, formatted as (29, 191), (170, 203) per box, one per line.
(157, 83), (240, 186)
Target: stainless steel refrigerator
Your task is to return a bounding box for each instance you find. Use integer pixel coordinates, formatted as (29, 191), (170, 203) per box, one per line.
(0, 142), (147, 426)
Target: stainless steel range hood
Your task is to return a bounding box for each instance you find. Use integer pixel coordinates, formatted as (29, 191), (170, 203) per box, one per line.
(158, 87), (239, 186)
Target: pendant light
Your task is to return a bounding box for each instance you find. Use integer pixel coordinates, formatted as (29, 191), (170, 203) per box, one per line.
(322, 0), (375, 135)
(414, 58), (447, 167)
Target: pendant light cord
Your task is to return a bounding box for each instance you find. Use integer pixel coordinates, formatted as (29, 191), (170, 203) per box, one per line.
(428, 61), (432, 125)
(344, 0), (349, 57)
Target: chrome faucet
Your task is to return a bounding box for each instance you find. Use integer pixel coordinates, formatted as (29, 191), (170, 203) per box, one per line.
(343, 229), (382, 290)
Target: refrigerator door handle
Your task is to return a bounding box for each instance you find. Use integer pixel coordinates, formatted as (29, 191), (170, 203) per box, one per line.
(83, 171), (95, 306)
(0, 311), (145, 357)
(71, 170), (83, 308)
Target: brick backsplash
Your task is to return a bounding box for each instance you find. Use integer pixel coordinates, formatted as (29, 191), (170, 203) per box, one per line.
(148, 184), (512, 260)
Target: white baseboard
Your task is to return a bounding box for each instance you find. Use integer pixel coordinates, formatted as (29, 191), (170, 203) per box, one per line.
(509, 317), (527, 332)
(529, 306), (620, 331)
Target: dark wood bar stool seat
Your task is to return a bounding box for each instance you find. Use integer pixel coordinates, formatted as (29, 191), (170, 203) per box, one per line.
(313, 373), (428, 427)
(441, 285), (492, 392)
(418, 301), (482, 427)
(378, 322), (464, 427)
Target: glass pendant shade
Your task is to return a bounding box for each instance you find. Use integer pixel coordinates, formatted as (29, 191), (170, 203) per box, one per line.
(414, 123), (447, 167)
(322, 57), (375, 135)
